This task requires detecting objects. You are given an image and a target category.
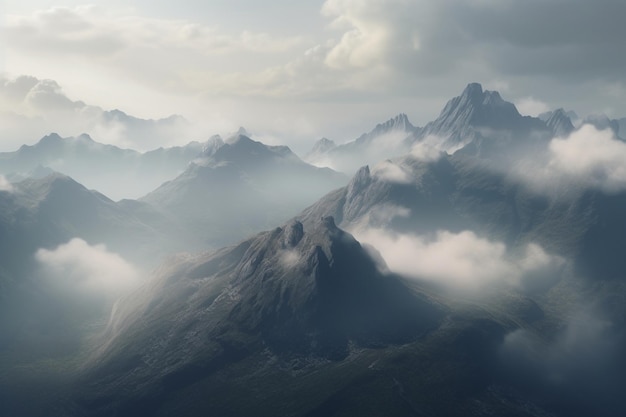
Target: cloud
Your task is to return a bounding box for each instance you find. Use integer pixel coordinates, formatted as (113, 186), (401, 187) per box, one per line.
(35, 238), (140, 299)
(515, 96), (550, 117)
(0, 75), (195, 151)
(514, 124), (626, 193)
(410, 134), (466, 162)
(372, 160), (411, 183)
(351, 210), (564, 290)
(0, 175), (14, 192)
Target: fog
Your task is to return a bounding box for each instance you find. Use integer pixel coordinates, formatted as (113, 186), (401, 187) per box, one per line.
(499, 308), (626, 416)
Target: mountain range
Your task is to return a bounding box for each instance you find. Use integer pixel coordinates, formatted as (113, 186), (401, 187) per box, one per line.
(2, 83), (626, 417)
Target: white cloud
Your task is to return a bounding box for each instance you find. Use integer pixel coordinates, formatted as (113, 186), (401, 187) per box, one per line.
(352, 226), (563, 290)
(514, 124), (626, 193)
(515, 96), (550, 116)
(372, 160), (411, 183)
(35, 238), (140, 298)
(0, 175), (14, 192)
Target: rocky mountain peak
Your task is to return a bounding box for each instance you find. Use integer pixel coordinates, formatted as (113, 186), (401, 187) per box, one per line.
(367, 113), (417, 138)
(545, 108), (575, 137)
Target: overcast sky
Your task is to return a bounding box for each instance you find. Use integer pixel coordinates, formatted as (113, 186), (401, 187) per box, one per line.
(1, 0), (626, 152)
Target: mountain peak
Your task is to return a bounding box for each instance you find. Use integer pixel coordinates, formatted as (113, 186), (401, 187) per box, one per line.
(236, 126), (250, 137)
(545, 108), (575, 137)
(461, 82), (484, 99)
(369, 113), (416, 137)
(425, 82), (526, 135)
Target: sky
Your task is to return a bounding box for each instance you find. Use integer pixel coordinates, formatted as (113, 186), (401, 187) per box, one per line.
(1, 0), (626, 152)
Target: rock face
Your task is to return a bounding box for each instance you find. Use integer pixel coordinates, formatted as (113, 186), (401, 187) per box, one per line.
(72, 217), (442, 416)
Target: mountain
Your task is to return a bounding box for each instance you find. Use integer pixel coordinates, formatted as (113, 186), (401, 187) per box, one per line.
(543, 108), (576, 137)
(4, 84), (626, 417)
(65, 216), (444, 416)
(141, 134), (347, 247)
(0, 133), (206, 200)
(305, 114), (419, 174)
(414, 83), (550, 157)
(301, 151), (626, 281)
(0, 172), (200, 392)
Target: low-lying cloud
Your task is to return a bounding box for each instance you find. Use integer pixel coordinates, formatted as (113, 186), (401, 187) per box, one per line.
(371, 160), (411, 183)
(36, 238), (141, 300)
(514, 124), (626, 194)
(352, 225), (563, 290)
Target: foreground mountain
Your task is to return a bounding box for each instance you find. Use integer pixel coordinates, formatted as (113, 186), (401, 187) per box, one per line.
(0, 133), (206, 200)
(36, 216), (443, 416)
(142, 134), (347, 247)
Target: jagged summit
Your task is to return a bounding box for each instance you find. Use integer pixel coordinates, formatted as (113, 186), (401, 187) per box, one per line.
(357, 113), (418, 144)
(427, 82), (523, 133)
(545, 108), (575, 137)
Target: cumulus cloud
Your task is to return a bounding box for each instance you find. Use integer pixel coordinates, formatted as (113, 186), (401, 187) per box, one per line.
(353, 227), (563, 290)
(514, 124), (626, 194)
(35, 238), (141, 300)
(0, 175), (14, 192)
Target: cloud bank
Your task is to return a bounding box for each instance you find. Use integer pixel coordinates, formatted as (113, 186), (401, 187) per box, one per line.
(352, 224), (563, 291)
(514, 124), (626, 194)
(35, 238), (141, 300)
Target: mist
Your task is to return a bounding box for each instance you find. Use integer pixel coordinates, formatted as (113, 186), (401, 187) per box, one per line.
(498, 308), (626, 416)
